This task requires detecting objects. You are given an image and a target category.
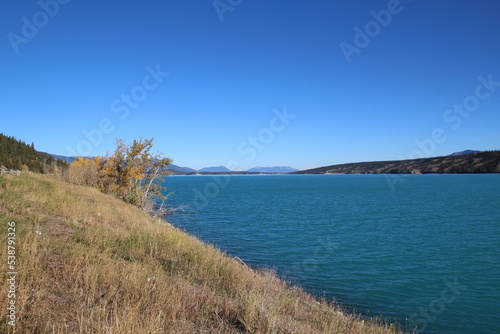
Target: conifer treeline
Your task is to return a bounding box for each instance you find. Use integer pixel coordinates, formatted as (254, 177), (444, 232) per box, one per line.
(0, 133), (67, 173)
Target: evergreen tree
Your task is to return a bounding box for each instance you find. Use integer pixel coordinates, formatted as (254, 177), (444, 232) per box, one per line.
(0, 133), (68, 173)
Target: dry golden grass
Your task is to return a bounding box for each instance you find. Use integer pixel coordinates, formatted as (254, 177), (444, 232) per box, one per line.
(0, 174), (406, 334)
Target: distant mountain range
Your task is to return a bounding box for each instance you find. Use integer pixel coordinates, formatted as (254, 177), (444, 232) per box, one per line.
(168, 165), (197, 173)
(49, 154), (78, 164)
(47, 154), (298, 175)
(194, 166), (298, 174)
(448, 150), (480, 156)
(177, 165), (298, 174)
(46, 150), (499, 176)
(246, 166), (298, 173)
(198, 166), (233, 173)
(3, 132), (495, 176)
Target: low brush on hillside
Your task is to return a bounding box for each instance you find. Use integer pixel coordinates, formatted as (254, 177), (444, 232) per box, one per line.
(0, 174), (406, 334)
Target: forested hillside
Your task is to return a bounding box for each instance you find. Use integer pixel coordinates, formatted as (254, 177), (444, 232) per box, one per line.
(0, 133), (67, 173)
(296, 151), (500, 174)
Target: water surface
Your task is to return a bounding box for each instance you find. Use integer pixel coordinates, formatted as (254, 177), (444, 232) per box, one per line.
(164, 174), (500, 334)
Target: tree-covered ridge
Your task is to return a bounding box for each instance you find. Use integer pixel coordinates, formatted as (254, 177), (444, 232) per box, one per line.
(0, 133), (67, 173)
(296, 151), (500, 175)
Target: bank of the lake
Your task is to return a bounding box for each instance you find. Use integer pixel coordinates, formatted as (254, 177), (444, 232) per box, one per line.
(0, 174), (403, 334)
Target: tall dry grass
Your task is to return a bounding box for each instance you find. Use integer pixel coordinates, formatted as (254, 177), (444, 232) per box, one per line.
(0, 174), (407, 334)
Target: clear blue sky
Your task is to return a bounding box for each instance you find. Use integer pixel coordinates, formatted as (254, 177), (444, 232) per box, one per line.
(1, 0), (499, 170)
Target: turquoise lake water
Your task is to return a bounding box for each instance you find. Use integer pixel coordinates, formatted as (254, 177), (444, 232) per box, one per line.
(163, 174), (500, 334)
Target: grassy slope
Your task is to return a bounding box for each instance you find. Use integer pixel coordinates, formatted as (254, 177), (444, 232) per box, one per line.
(0, 174), (404, 334)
